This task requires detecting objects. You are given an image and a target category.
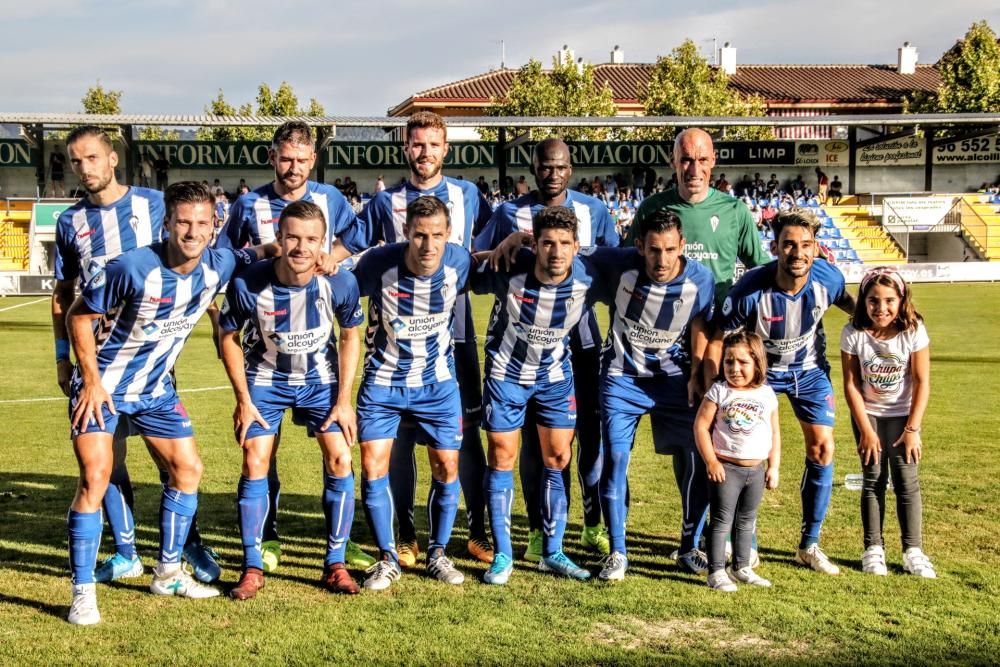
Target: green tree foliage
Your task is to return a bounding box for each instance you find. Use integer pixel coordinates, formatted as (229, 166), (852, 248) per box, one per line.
(638, 39), (772, 141)
(81, 81), (122, 115)
(197, 83), (327, 141)
(480, 55), (619, 141)
(906, 20), (1000, 117)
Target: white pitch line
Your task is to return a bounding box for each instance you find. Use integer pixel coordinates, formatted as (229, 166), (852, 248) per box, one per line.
(0, 384), (231, 405)
(0, 297), (47, 313)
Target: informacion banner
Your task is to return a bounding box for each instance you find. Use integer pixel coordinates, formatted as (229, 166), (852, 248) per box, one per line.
(855, 136), (925, 166)
(933, 134), (1000, 164)
(135, 139), (805, 170)
(881, 197), (957, 232)
(0, 139), (36, 167)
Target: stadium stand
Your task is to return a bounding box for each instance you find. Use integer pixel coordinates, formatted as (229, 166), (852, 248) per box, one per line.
(959, 195), (1000, 261)
(823, 203), (906, 263)
(0, 200), (32, 271)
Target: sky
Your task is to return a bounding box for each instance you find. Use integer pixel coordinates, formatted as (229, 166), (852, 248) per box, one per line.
(1, 1), (997, 118)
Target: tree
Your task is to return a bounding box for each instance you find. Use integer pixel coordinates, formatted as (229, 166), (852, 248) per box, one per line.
(81, 81), (122, 115)
(198, 83), (327, 141)
(480, 55), (619, 141)
(906, 20), (1000, 116)
(638, 39), (772, 141)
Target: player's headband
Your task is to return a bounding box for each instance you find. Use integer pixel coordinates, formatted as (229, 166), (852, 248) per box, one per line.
(860, 266), (906, 296)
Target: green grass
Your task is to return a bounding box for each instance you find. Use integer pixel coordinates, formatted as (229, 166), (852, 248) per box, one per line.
(1, 285), (999, 665)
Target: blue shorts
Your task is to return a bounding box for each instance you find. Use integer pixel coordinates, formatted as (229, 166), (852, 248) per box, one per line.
(69, 378), (194, 440)
(767, 367), (835, 427)
(602, 374), (696, 455)
(482, 377), (577, 432)
(357, 381), (463, 449)
(245, 383), (342, 440)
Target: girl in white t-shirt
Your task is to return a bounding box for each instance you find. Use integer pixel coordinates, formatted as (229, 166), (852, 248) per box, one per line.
(695, 332), (781, 592)
(840, 267), (935, 578)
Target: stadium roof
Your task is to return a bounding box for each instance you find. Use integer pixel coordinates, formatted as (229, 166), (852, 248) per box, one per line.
(387, 63), (942, 115)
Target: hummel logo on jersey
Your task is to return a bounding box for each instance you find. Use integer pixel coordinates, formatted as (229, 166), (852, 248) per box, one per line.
(621, 286), (643, 301)
(77, 229), (97, 238)
(764, 316), (784, 322)
(393, 207), (407, 213)
(261, 218), (277, 225)
(148, 296), (173, 304)
(264, 309), (288, 317)
(515, 293), (535, 304)
(389, 291), (411, 299)
(710, 215), (720, 232)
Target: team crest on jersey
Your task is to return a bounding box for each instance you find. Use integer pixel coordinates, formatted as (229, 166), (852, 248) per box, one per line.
(673, 298), (684, 313)
(722, 297), (733, 316)
(812, 306), (823, 321)
(577, 246), (596, 256)
(90, 269), (107, 289)
(710, 215), (720, 232)
(566, 296), (575, 309)
(129, 215), (140, 230)
(220, 297), (231, 315)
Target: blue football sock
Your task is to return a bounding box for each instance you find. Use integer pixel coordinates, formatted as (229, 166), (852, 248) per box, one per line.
(362, 475), (397, 561)
(427, 477), (459, 554)
(103, 478), (137, 560)
(800, 459), (834, 549)
(68, 509), (103, 585)
(159, 487), (197, 564)
(323, 473), (355, 567)
(601, 439), (631, 555)
(160, 468), (202, 547)
(541, 466), (568, 557)
(263, 449), (281, 543)
(237, 476), (269, 570)
(486, 468), (514, 558)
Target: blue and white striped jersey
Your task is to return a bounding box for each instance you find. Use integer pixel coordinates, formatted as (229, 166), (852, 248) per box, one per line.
(474, 189), (618, 351)
(717, 258), (846, 373)
(587, 248), (715, 378)
(219, 260), (364, 387)
(81, 244), (257, 402)
(353, 242), (471, 388)
(348, 177), (491, 344)
(471, 249), (597, 385)
(55, 187), (166, 284)
(473, 189), (619, 252)
(215, 181), (364, 252)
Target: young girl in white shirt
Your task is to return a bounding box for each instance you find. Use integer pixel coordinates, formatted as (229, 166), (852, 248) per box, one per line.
(695, 331), (781, 592)
(840, 267), (935, 578)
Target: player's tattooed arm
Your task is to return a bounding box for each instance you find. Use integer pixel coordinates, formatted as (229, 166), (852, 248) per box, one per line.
(52, 278), (77, 396)
(66, 297), (115, 430)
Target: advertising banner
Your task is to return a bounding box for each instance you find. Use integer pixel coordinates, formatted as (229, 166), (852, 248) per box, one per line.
(933, 134), (1000, 164)
(881, 197), (957, 232)
(855, 136), (925, 166)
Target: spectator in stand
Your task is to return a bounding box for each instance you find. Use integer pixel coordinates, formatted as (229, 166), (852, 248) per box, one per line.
(503, 176), (515, 197)
(48, 147), (67, 197)
(667, 173), (678, 190)
(334, 177), (343, 191)
(591, 176), (605, 202)
(753, 173), (765, 197)
(632, 165), (646, 201)
(829, 175), (843, 205)
(605, 174), (617, 200)
(791, 174), (806, 198)
(815, 168), (829, 205)
(766, 173), (780, 195)
(515, 175), (530, 195)
(761, 201), (778, 227)
(375, 175), (386, 193)
(491, 179), (501, 200)
(737, 174), (752, 197)
(715, 173), (730, 194)
(654, 176), (665, 193)
(644, 166), (656, 199)
(343, 177), (359, 200)
(476, 176), (490, 196)
(238, 184), (250, 196)
(750, 202), (763, 230)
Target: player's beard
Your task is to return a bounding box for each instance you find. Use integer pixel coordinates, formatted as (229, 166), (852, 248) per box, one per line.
(82, 172), (113, 195)
(409, 157), (442, 184)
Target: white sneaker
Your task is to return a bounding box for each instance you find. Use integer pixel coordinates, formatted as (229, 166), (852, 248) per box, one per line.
(795, 544), (840, 575)
(861, 545), (888, 575)
(150, 562), (220, 598)
(676, 549), (709, 575)
(902, 548), (936, 578)
(729, 566), (771, 587)
(68, 583), (100, 625)
(707, 570), (737, 592)
(597, 552), (629, 581)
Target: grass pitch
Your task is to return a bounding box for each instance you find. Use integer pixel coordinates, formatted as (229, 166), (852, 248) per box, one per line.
(1, 284), (998, 665)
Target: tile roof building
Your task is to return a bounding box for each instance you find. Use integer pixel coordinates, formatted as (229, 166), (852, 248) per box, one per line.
(388, 44), (941, 139)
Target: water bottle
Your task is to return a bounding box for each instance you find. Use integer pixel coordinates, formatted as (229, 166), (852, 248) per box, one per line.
(844, 473), (863, 491)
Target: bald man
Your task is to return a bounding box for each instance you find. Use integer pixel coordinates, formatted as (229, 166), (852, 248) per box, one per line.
(630, 128), (770, 575)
